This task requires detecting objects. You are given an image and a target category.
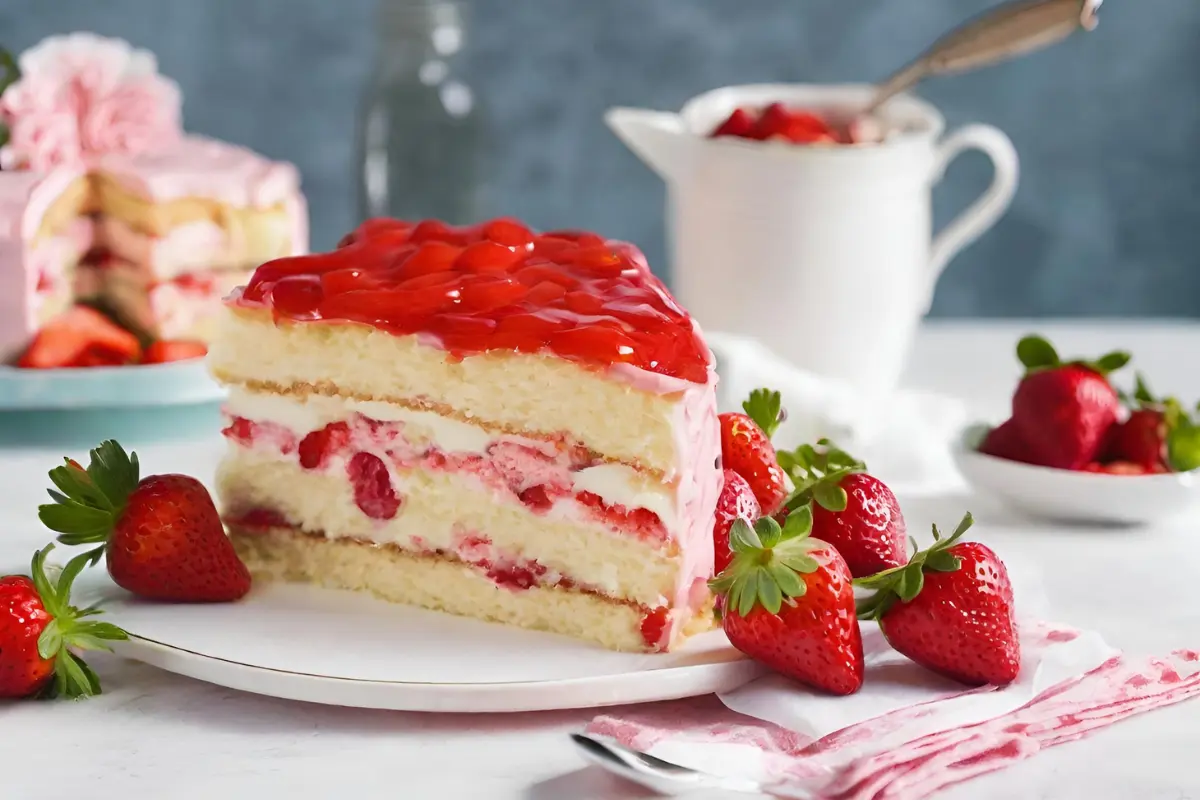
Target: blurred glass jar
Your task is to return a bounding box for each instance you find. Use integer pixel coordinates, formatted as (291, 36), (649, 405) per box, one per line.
(356, 0), (486, 224)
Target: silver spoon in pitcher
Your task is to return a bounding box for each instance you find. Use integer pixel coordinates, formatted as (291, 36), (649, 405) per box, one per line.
(865, 0), (1103, 114)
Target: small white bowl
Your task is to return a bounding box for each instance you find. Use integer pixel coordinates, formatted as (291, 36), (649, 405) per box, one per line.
(952, 423), (1200, 525)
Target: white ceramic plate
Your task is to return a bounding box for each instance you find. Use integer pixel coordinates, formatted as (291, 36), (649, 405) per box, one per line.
(953, 423), (1200, 525)
(0, 359), (223, 410)
(73, 574), (764, 713)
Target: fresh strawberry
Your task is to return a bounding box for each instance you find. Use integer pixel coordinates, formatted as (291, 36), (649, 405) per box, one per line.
(712, 469), (761, 576)
(141, 339), (208, 364)
(977, 418), (1037, 464)
(1104, 373), (1200, 473)
(719, 388), (788, 514)
(775, 440), (906, 579)
(16, 306), (141, 369)
(37, 440), (251, 602)
(856, 513), (1020, 686)
(711, 108), (756, 139)
(710, 511), (863, 695)
(1, 544), (128, 698)
(1105, 409), (1167, 470)
(1009, 334), (1129, 470)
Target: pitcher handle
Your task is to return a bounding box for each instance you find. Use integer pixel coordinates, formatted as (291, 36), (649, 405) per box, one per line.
(928, 124), (1020, 292)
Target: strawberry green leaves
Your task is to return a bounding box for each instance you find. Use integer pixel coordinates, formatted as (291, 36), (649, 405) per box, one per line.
(742, 388), (784, 439)
(854, 512), (973, 621)
(29, 544), (128, 699)
(1015, 334), (1130, 377)
(39, 440), (140, 549)
(1015, 334), (1059, 371)
(777, 438), (865, 513)
(709, 514), (822, 618)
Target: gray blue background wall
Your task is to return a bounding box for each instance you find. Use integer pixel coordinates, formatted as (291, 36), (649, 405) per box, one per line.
(4, 0), (1196, 316)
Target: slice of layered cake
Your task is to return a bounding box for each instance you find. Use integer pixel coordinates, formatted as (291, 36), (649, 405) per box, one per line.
(209, 218), (722, 652)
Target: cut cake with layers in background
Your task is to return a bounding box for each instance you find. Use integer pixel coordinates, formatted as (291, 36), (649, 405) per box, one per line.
(0, 33), (307, 362)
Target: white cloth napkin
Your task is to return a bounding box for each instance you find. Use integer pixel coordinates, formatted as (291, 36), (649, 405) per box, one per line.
(586, 623), (1200, 799)
(708, 332), (967, 495)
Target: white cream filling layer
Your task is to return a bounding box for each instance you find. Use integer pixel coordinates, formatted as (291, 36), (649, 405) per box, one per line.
(224, 387), (681, 529)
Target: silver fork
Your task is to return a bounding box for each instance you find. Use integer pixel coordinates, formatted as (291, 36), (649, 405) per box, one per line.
(570, 733), (822, 798)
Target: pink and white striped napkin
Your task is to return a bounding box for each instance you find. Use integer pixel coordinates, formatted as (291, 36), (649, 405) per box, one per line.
(586, 622), (1200, 799)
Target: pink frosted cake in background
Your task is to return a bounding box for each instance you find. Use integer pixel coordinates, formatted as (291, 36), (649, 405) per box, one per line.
(0, 33), (307, 365)
(208, 218), (722, 652)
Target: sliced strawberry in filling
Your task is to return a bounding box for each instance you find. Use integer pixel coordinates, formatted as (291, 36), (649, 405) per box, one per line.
(577, 491), (667, 541)
(639, 606), (671, 651)
(298, 421), (352, 469)
(347, 452), (402, 520)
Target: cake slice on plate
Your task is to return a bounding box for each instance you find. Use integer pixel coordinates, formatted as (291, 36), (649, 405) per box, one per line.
(208, 217), (722, 652)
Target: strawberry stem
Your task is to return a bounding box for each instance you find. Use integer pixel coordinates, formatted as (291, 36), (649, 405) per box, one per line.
(777, 439), (865, 513)
(38, 440), (140, 552)
(742, 388), (784, 439)
(709, 512), (821, 618)
(1015, 334), (1130, 377)
(29, 544), (129, 699)
(852, 512), (973, 621)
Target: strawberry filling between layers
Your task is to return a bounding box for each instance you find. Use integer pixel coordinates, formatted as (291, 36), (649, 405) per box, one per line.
(217, 385), (722, 649)
(227, 509), (676, 651)
(221, 409), (675, 543)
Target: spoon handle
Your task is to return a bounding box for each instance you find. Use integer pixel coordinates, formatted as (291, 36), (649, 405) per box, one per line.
(868, 0), (1101, 112)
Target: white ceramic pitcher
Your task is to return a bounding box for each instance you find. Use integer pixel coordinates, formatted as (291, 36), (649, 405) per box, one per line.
(606, 84), (1019, 400)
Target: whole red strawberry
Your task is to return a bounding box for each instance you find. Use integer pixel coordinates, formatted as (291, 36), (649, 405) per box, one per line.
(38, 441), (252, 602)
(775, 440), (906, 579)
(719, 388), (788, 514)
(712, 469), (761, 576)
(1009, 335), (1129, 470)
(1106, 409), (1167, 471)
(856, 513), (1020, 686)
(1, 545), (128, 698)
(1103, 373), (1200, 473)
(710, 511), (863, 695)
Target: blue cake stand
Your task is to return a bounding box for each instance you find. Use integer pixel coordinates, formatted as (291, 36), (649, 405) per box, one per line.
(0, 361), (224, 448)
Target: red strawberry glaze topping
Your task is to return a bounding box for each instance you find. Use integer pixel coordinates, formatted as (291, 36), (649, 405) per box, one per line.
(232, 217), (711, 383)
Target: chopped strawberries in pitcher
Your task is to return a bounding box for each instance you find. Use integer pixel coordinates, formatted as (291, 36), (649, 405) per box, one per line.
(710, 103), (856, 145)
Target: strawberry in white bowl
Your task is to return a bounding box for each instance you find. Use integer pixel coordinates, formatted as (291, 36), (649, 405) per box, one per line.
(956, 334), (1200, 524)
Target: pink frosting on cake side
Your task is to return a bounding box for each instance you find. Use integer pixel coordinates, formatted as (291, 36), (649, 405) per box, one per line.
(0, 168), (93, 357)
(663, 361), (721, 642)
(93, 135), (302, 208)
(612, 318), (722, 642)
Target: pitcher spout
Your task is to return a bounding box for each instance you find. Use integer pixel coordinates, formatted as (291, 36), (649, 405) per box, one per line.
(604, 107), (694, 182)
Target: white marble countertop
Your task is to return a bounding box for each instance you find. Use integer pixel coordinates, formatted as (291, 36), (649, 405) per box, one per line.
(2, 320), (1198, 800)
